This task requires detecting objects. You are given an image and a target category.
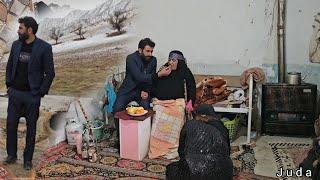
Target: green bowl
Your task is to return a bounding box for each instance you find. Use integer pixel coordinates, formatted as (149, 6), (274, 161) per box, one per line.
(91, 120), (104, 141)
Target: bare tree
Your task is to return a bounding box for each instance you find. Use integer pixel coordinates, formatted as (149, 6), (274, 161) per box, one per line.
(107, 1), (133, 33)
(71, 23), (87, 40)
(49, 27), (63, 45)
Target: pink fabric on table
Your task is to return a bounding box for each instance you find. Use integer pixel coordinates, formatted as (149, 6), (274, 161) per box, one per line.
(118, 110), (153, 161)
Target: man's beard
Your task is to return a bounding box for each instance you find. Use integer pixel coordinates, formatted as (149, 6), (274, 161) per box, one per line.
(140, 53), (151, 62)
(18, 32), (29, 42)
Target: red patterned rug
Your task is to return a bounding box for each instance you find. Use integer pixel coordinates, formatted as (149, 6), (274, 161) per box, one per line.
(0, 164), (16, 179)
(36, 141), (171, 179)
(36, 141), (276, 179)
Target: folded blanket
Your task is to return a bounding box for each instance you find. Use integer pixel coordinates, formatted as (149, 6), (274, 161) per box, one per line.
(212, 85), (226, 95)
(149, 99), (185, 159)
(195, 77), (231, 106)
(205, 78), (226, 88)
(240, 67), (265, 89)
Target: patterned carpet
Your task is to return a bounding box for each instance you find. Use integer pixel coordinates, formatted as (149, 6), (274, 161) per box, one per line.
(35, 140), (276, 179)
(269, 142), (312, 179)
(36, 141), (171, 179)
(232, 145), (257, 174)
(231, 145), (277, 180)
(0, 165), (16, 179)
(249, 136), (313, 179)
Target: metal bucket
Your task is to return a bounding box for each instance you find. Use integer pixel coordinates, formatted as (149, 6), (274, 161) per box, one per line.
(287, 72), (301, 85)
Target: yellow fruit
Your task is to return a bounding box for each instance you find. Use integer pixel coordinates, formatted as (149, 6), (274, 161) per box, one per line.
(127, 106), (145, 115)
(136, 109), (144, 114)
(127, 107), (135, 114)
(137, 107), (144, 110)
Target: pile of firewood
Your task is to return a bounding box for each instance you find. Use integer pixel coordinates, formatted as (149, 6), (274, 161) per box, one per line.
(195, 77), (231, 106)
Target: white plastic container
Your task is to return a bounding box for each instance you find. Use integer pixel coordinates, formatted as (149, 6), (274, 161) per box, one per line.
(65, 118), (83, 145)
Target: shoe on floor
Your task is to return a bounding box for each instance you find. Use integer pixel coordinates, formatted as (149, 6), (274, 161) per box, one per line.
(23, 161), (32, 170)
(3, 156), (17, 165)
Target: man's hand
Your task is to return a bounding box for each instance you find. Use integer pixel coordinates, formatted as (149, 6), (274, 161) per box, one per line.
(158, 67), (171, 77)
(141, 91), (148, 100)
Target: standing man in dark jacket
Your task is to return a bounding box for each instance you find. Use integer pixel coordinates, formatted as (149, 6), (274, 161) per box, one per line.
(113, 38), (171, 147)
(4, 16), (55, 170)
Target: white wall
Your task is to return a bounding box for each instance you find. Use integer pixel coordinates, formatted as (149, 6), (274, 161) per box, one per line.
(286, 0), (320, 64)
(131, 0), (320, 75)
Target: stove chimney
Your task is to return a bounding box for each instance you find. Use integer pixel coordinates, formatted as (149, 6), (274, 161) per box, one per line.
(277, 0), (287, 83)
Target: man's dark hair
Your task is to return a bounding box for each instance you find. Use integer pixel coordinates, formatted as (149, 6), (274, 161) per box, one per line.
(138, 38), (155, 49)
(18, 16), (38, 34)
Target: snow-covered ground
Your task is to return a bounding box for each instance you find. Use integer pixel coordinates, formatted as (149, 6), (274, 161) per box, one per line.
(52, 32), (133, 54)
(37, 0), (132, 38)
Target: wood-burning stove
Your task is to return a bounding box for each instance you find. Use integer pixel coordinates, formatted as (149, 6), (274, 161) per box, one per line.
(262, 83), (317, 136)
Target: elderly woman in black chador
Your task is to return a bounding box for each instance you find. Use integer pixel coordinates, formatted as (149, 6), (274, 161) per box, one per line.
(151, 50), (196, 111)
(165, 104), (233, 180)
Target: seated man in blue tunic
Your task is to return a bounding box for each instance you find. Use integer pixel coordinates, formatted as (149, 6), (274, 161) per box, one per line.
(112, 38), (171, 148)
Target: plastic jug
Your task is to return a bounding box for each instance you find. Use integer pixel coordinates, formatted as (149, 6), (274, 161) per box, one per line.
(65, 118), (83, 145)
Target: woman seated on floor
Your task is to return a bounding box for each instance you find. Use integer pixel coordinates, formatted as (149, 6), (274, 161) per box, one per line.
(166, 104), (233, 180)
(148, 50), (196, 159)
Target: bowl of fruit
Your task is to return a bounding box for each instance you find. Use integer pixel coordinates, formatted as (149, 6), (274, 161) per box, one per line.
(126, 106), (148, 116)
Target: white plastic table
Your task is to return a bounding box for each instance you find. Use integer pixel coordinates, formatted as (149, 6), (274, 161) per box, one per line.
(212, 74), (253, 144)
